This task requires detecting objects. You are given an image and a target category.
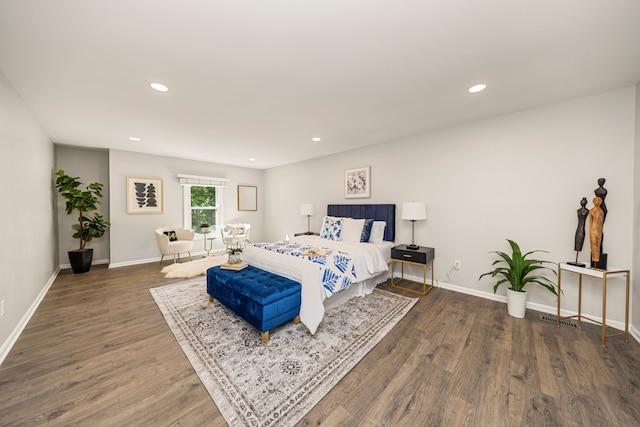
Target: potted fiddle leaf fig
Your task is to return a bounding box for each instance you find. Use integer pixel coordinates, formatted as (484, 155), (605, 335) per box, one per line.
(55, 169), (111, 273)
(479, 239), (557, 318)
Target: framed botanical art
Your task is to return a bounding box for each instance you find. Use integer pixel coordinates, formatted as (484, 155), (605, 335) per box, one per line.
(344, 166), (371, 199)
(127, 176), (163, 213)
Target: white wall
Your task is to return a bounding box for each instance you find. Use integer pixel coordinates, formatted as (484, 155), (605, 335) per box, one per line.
(265, 87), (636, 325)
(55, 146), (110, 267)
(633, 82), (640, 328)
(0, 71), (57, 361)
(108, 149), (264, 266)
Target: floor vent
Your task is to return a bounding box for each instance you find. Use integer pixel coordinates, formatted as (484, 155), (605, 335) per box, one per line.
(539, 314), (578, 328)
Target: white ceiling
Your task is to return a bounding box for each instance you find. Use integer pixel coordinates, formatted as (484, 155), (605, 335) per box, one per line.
(1, 1), (639, 169)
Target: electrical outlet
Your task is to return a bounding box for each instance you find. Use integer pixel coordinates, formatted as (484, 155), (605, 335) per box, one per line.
(453, 260), (462, 270)
(0, 299), (5, 317)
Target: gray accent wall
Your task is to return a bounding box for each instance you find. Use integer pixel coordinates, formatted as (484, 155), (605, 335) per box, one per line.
(264, 86), (637, 328)
(0, 71), (57, 359)
(55, 146), (110, 267)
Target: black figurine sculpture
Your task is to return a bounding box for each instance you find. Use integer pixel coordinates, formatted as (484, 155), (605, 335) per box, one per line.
(568, 197), (588, 267)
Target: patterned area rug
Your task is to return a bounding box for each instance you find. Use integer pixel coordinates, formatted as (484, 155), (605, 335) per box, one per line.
(150, 278), (417, 427)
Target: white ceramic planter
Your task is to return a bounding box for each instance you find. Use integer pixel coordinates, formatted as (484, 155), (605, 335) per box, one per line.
(506, 288), (527, 318)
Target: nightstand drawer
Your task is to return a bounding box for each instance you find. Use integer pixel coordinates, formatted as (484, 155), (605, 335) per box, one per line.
(391, 246), (434, 265)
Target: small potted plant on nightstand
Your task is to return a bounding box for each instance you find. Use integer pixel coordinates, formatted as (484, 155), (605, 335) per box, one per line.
(479, 239), (557, 318)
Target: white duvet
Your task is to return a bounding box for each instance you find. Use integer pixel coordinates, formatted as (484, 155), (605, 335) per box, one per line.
(241, 235), (389, 334)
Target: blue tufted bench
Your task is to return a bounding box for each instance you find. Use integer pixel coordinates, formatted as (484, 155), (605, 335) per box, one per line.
(206, 265), (302, 343)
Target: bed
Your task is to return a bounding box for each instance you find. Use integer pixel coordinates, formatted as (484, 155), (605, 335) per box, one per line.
(241, 204), (396, 334)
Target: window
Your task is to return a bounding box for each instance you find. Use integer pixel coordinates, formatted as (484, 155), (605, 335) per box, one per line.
(178, 174), (229, 232)
(183, 185), (222, 231)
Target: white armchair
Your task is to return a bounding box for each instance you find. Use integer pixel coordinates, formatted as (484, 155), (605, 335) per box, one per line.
(221, 223), (251, 250)
(155, 227), (195, 264)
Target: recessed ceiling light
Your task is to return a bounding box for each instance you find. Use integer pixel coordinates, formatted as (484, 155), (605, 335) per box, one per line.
(311, 137), (321, 142)
(150, 82), (169, 92)
(129, 136), (141, 141)
(468, 83), (487, 93)
(248, 158), (256, 162)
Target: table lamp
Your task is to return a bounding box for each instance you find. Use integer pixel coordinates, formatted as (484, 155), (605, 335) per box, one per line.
(301, 204), (315, 234)
(402, 201), (427, 250)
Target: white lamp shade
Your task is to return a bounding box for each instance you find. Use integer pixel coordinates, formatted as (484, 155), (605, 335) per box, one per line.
(402, 202), (427, 220)
(301, 203), (315, 216)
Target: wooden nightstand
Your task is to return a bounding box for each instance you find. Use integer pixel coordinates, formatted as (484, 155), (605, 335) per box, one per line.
(391, 245), (435, 295)
(294, 232), (319, 237)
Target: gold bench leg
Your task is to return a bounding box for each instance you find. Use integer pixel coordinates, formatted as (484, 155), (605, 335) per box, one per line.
(208, 295), (213, 302)
(260, 316), (298, 344)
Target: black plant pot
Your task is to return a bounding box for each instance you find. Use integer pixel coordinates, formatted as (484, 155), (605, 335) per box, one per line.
(68, 249), (93, 274)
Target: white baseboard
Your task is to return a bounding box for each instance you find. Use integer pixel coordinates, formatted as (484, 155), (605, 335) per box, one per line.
(109, 256), (161, 269)
(59, 258), (109, 270)
(396, 272), (638, 344)
(0, 267), (60, 366)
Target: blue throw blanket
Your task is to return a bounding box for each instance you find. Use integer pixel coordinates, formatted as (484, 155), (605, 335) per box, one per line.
(252, 241), (357, 297)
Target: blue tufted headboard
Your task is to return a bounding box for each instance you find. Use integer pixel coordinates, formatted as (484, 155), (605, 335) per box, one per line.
(327, 204), (395, 242)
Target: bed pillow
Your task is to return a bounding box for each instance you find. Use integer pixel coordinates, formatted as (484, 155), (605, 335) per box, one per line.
(360, 219), (374, 242)
(320, 216), (343, 241)
(368, 221), (386, 244)
(340, 218), (365, 242)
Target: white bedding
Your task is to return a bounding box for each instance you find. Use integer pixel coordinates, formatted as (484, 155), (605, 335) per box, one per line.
(241, 235), (391, 334)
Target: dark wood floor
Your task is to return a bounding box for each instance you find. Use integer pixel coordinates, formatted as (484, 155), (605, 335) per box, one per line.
(1, 262), (639, 426)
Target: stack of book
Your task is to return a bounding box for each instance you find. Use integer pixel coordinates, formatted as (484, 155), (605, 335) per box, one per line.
(221, 261), (248, 271)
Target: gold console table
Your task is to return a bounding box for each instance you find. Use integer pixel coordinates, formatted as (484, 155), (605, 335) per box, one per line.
(557, 262), (629, 347)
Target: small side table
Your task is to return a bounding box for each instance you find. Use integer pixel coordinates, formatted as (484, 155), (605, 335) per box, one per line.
(294, 232), (319, 237)
(557, 263), (630, 347)
(200, 232), (216, 256)
(391, 245), (435, 295)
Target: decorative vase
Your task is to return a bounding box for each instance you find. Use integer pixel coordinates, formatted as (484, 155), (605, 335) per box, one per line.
(201, 227), (209, 233)
(228, 253), (242, 264)
(506, 288), (527, 318)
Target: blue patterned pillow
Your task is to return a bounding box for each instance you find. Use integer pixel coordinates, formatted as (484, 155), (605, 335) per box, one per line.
(320, 216), (343, 240)
(360, 219), (374, 242)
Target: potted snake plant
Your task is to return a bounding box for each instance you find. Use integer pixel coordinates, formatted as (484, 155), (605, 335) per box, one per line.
(55, 170), (111, 273)
(479, 239), (557, 318)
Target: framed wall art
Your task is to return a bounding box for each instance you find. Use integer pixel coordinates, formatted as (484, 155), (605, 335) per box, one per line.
(344, 166), (371, 199)
(238, 185), (257, 211)
(127, 176), (163, 214)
